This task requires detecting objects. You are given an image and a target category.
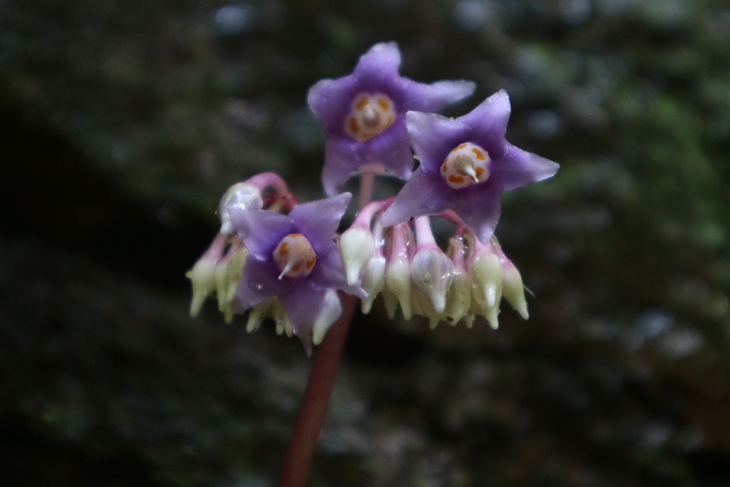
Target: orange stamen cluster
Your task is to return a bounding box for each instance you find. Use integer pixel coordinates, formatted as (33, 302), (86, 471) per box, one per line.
(440, 142), (491, 189)
(273, 233), (317, 279)
(343, 93), (396, 142)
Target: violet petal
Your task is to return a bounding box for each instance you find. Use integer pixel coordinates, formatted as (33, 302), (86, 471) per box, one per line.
(229, 209), (294, 261)
(289, 193), (352, 253)
(309, 246), (367, 299)
(279, 283), (329, 352)
(462, 90), (512, 158)
(380, 169), (449, 228)
(449, 181), (503, 243)
(399, 79), (477, 113)
(405, 111), (470, 172)
(495, 144), (561, 192)
(235, 258), (294, 310)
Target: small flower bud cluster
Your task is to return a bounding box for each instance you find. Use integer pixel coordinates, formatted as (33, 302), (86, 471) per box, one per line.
(339, 205), (529, 329)
(187, 174), (299, 328)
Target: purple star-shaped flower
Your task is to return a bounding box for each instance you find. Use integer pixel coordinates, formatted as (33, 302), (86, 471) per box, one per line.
(380, 90), (560, 243)
(228, 193), (364, 350)
(307, 42), (476, 196)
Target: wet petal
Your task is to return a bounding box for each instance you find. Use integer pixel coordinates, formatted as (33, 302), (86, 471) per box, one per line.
(495, 144), (560, 191)
(290, 193), (352, 252)
(352, 42), (402, 89)
(406, 111), (470, 172)
(400, 79), (476, 113)
(235, 258), (294, 310)
(449, 181), (503, 243)
(462, 90), (511, 158)
(229, 209), (294, 260)
(279, 284), (329, 354)
(380, 169), (449, 228)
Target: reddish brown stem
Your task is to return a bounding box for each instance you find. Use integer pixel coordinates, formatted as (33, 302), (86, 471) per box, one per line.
(276, 292), (358, 487)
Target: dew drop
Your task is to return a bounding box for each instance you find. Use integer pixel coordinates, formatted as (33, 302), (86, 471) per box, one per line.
(248, 279), (264, 291)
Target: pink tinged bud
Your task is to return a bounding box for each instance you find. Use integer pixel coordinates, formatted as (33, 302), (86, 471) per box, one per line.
(218, 183), (263, 236)
(502, 260), (529, 319)
(312, 290), (343, 346)
(383, 223), (412, 319)
(272, 233), (317, 279)
(339, 225), (376, 286)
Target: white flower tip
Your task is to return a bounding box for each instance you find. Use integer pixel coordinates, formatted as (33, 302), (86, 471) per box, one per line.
(189, 290), (208, 318)
(340, 227), (375, 286)
(469, 251), (503, 308)
(385, 258), (411, 319)
(429, 317), (440, 330)
(503, 263), (529, 320)
(186, 258), (218, 317)
(411, 248), (454, 316)
(312, 291), (343, 346)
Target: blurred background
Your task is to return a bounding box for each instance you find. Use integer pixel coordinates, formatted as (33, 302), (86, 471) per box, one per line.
(1, 0), (730, 485)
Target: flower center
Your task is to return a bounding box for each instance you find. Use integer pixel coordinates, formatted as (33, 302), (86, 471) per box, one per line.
(273, 233), (317, 279)
(344, 93), (396, 142)
(440, 142), (491, 189)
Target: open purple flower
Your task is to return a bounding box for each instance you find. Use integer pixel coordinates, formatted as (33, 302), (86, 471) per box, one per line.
(380, 90), (560, 243)
(228, 193), (364, 352)
(307, 42), (476, 196)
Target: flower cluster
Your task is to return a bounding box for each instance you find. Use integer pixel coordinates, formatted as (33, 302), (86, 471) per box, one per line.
(340, 201), (529, 329)
(187, 42), (558, 352)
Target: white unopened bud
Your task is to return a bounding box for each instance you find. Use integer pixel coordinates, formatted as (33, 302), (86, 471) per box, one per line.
(469, 248), (504, 309)
(186, 235), (228, 317)
(360, 253), (386, 314)
(312, 290), (343, 346)
(214, 242), (249, 314)
(443, 265), (471, 326)
(219, 183), (263, 236)
(246, 298), (274, 333)
(384, 256), (411, 319)
(186, 256), (217, 318)
(339, 226), (376, 286)
(502, 260), (529, 319)
(410, 246), (454, 314)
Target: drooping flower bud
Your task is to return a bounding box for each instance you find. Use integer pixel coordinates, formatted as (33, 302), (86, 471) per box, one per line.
(215, 240), (249, 323)
(500, 255), (529, 320)
(340, 225), (375, 286)
(467, 234), (503, 329)
(410, 216), (454, 314)
(467, 235), (504, 310)
(219, 183), (263, 236)
(186, 234), (227, 317)
(360, 220), (387, 314)
(443, 237), (472, 326)
(383, 223), (412, 319)
(312, 290), (343, 346)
